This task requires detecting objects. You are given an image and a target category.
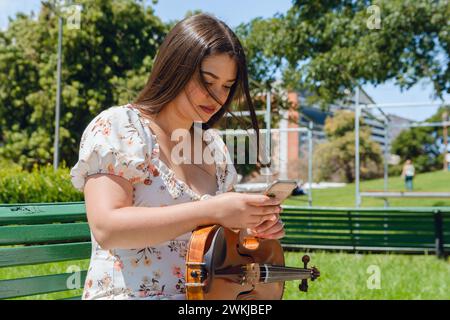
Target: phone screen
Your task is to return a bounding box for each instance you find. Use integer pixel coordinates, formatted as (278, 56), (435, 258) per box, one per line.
(263, 179), (298, 202)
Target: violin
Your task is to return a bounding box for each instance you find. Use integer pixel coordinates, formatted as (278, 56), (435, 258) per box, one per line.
(185, 224), (320, 300)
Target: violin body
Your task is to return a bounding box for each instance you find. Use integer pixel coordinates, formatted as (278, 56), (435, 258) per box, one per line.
(185, 225), (319, 300)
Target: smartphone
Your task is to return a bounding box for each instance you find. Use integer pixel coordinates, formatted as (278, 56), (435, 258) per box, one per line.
(263, 179), (298, 202)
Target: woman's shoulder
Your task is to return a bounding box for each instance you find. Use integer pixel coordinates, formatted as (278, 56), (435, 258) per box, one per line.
(88, 104), (142, 128)
(81, 104), (152, 143)
(71, 104), (155, 191)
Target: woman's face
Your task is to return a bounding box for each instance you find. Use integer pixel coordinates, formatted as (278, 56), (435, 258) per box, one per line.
(175, 53), (237, 123)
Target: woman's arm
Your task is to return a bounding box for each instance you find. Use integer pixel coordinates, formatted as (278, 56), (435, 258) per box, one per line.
(83, 173), (280, 250)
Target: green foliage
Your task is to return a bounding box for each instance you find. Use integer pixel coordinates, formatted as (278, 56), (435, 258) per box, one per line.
(391, 106), (450, 173)
(238, 0), (450, 106)
(0, 0), (167, 170)
(0, 161), (83, 203)
(388, 164), (403, 177)
(314, 110), (383, 182)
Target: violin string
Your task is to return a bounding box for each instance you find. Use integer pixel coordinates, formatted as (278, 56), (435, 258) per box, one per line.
(263, 277), (311, 281)
(257, 265), (313, 270)
(260, 270), (312, 275)
(262, 267), (312, 272)
(261, 274), (313, 277)
(259, 272), (312, 276)
(260, 272), (313, 276)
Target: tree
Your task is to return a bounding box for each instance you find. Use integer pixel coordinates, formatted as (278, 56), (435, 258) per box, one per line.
(391, 105), (450, 173)
(0, 0), (167, 169)
(314, 110), (383, 182)
(237, 0), (450, 106)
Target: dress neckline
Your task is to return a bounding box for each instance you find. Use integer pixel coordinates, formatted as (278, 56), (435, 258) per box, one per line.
(126, 104), (221, 201)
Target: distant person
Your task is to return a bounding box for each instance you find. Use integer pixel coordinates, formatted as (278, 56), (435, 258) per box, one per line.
(401, 159), (415, 191)
(291, 181), (306, 196)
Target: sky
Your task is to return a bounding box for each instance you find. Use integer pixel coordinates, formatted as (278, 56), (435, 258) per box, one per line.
(0, 0), (448, 121)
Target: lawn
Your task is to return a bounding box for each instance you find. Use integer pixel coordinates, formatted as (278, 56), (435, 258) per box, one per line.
(285, 170), (450, 207)
(1, 251), (449, 300)
(282, 251), (450, 300)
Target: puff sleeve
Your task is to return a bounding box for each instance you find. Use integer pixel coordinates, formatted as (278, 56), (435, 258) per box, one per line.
(70, 106), (152, 192)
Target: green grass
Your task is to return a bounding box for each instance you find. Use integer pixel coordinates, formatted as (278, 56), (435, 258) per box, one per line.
(0, 259), (90, 300)
(285, 171), (450, 207)
(282, 251), (450, 300)
(1, 252), (449, 300)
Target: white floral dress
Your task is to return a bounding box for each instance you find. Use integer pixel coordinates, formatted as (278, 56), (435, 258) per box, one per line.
(70, 104), (237, 300)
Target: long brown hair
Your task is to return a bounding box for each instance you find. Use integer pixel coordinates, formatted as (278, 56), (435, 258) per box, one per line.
(133, 13), (261, 164)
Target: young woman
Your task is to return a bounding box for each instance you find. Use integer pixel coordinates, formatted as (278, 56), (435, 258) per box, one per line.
(401, 159), (415, 191)
(70, 13), (284, 300)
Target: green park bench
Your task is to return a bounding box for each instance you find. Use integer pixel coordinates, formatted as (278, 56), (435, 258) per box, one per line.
(280, 206), (450, 258)
(0, 202), (449, 300)
(0, 202), (90, 300)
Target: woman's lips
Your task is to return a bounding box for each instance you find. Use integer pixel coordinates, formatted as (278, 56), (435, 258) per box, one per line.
(199, 105), (216, 114)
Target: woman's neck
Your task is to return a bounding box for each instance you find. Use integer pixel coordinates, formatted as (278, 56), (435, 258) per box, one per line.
(154, 101), (193, 135)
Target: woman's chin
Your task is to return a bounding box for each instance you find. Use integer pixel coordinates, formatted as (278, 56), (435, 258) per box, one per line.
(193, 113), (213, 123)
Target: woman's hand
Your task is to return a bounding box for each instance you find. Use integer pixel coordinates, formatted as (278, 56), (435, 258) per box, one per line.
(247, 210), (285, 240)
(209, 192), (282, 230)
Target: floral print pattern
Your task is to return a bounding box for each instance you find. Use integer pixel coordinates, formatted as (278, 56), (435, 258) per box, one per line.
(70, 104), (237, 300)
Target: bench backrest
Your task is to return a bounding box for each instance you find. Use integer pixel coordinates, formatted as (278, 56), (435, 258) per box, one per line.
(0, 202), (90, 300)
(280, 206), (450, 257)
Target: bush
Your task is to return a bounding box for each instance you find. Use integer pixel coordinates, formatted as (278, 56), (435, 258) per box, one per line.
(388, 164), (403, 177)
(0, 159), (83, 204)
(313, 111), (383, 183)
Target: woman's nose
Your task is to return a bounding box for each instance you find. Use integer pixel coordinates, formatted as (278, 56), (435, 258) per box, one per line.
(209, 86), (227, 105)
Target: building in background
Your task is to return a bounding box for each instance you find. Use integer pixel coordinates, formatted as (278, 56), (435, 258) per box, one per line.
(265, 88), (412, 182)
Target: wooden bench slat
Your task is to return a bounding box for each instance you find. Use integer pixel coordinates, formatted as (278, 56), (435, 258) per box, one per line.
(0, 222), (91, 245)
(0, 242), (91, 267)
(283, 213), (434, 220)
(281, 205), (450, 213)
(285, 223), (435, 232)
(281, 237), (436, 248)
(60, 295), (82, 300)
(0, 203), (86, 226)
(0, 271), (87, 299)
(285, 231), (434, 241)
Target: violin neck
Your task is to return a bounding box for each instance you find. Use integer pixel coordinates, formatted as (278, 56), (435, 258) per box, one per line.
(258, 264), (314, 283)
(215, 263), (315, 285)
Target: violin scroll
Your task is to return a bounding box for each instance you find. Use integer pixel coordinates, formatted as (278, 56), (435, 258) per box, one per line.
(299, 255), (320, 292)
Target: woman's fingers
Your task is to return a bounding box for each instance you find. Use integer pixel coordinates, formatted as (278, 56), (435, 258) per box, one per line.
(256, 221), (285, 239)
(245, 194), (281, 206)
(260, 220), (284, 235)
(249, 205), (281, 217)
(253, 215), (281, 234)
(259, 229), (285, 240)
(248, 213), (277, 227)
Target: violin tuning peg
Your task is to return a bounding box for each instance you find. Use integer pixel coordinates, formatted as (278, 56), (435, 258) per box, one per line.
(302, 255), (310, 268)
(311, 266), (320, 281)
(299, 279), (308, 292)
